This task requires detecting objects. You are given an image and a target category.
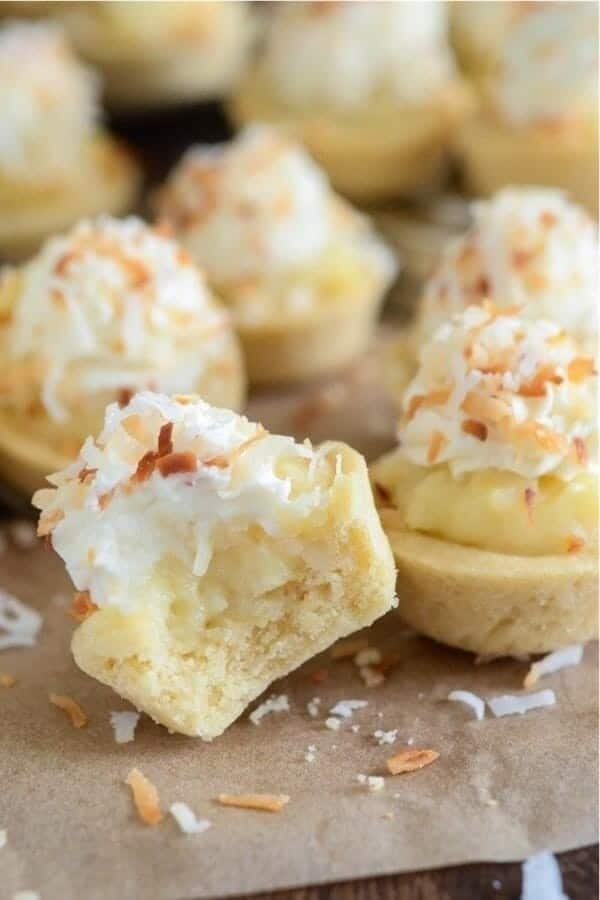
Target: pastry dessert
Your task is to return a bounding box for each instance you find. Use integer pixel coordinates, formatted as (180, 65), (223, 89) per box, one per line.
(371, 303), (598, 656)
(59, 1), (253, 110)
(0, 217), (245, 495)
(0, 21), (139, 261)
(228, 1), (473, 202)
(156, 125), (397, 384)
(450, 1), (530, 80)
(456, 3), (599, 215)
(34, 392), (397, 739)
(384, 188), (599, 403)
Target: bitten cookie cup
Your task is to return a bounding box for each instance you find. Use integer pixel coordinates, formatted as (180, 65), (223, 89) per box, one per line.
(34, 393), (397, 740)
(383, 188), (599, 408)
(371, 304), (598, 657)
(0, 217), (246, 496)
(0, 22), (140, 261)
(227, 1), (473, 203)
(156, 126), (398, 385)
(456, 3), (599, 217)
(59, 0), (253, 110)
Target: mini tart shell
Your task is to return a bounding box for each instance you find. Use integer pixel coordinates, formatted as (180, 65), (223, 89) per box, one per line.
(456, 114), (599, 218)
(228, 70), (475, 202)
(378, 507), (598, 656)
(235, 285), (386, 385)
(0, 135), (141, 261)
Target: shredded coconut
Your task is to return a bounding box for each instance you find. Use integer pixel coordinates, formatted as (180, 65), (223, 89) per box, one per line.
(373, 729), (398, 746)
(521, 850), (569, 900)
(170, 802), (212, 835)
(448, 690), (486, 721)
(359, 665), (385, 688)
(488, 690), (556, 718)
(350, 724), (360, 734)
(524, 645), (583, 689)
(304, 745), (317, 763)
(249, 694), (290, 725)
(307, 697), (321, 718)
(357, 774), (385, 792)
(110, 710), (140, 744)
(329, 699), (368, 719)
(0, 589), (42, 650)
(325, 717), (341, 731)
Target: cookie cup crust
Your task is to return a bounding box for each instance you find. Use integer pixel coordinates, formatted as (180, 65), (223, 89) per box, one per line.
(380, 507), (598, 656)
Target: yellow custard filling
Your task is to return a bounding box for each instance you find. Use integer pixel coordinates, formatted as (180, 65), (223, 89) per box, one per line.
(218, 240), (385, 328)
(372, 451), (597, 557)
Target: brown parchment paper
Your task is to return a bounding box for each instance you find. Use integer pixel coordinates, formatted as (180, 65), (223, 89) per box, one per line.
(0, 345), (597, 900)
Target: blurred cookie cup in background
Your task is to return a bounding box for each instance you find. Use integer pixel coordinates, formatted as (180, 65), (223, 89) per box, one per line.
(59, 1), (254, 111)
(155, 125), (398, 385)
(456, 2), (599, 216)
(0, 217), (245, 495)
(371, 304), (598, 656)
(449, 1), (531, 82)
(383, 188), (599, 405)
(0, 21), (139, 261)
(228, 1), (474, 203)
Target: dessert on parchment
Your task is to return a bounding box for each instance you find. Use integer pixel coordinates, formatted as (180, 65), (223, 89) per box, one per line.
(455, 2), (599, 215)
(384, 188), (599, 404)
(228, 1), (473, 202)
(34, 392), (397, 739)
(0, 217), (245, 495)
(371, 303), (598, 656)
(156, 125), (397, 384)
(57, 0), (253, 110)
(0, 21), (139, 260)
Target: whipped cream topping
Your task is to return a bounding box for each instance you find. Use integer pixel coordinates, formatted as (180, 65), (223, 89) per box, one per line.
(261, 1), (457, 110)
(0, 22), (99, 183)
(489, 2), (598, 125)
(6, 217), (230, 422)
(157, 126), (397, 315)
(418, 189), (598, 352)
(34, 392), (344, 611)
(399, 304), (597, 480)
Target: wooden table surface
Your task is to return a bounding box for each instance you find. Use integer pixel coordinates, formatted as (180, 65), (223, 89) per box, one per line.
(254, 846), (598, 900)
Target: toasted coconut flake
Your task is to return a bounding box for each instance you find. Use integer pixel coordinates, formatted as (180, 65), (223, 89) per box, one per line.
(157, 422), (174, 457)
(170, 802), (212, 835)
(216, 793), (289, 812)
(330, 636), (369, 660)
(572, 437), (588, 466)
(462, 419), (488, 441)
(125, 768), (163, 825)
(524, 645), (583, 689)
(373, 481), (393, 506)
(69, 591), (97, 622)
(204, 428), (267, 469)
(310, 667), (329, 683)
(49, 693), (87, 728)
(521, 850), (568, 900)
(448, 690), (485, 721)
(37, 508), (64, 537)
(406, 389), (452, 421)
(132, 450), (157, 484)
(566, 534), (585, 554)
(156, 451), (198, 477)
(427, 430), (447, 464)
(488, 689), (555, 717)
(461, 391), (511, 423)
(121, 414), (146, 441)
(0, 672), (16, 687)
(567, 356), (595, 383)
(518, 365), (563, 397)
(386, 748), (439, 775)
(117, 387), (134, 408)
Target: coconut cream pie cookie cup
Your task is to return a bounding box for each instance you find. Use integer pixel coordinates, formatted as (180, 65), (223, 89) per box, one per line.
(228, 1), (473, 202)
(0, 21), (139, 261)
(371, 303), (598, 656)
(59, 1), (253, 110)
(34, 392), (396, 739)
(0, 217), (245, 495)
(456, 3), (599, 215)
(384, 188), (599, 404)
(156, 126), (398, 385)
